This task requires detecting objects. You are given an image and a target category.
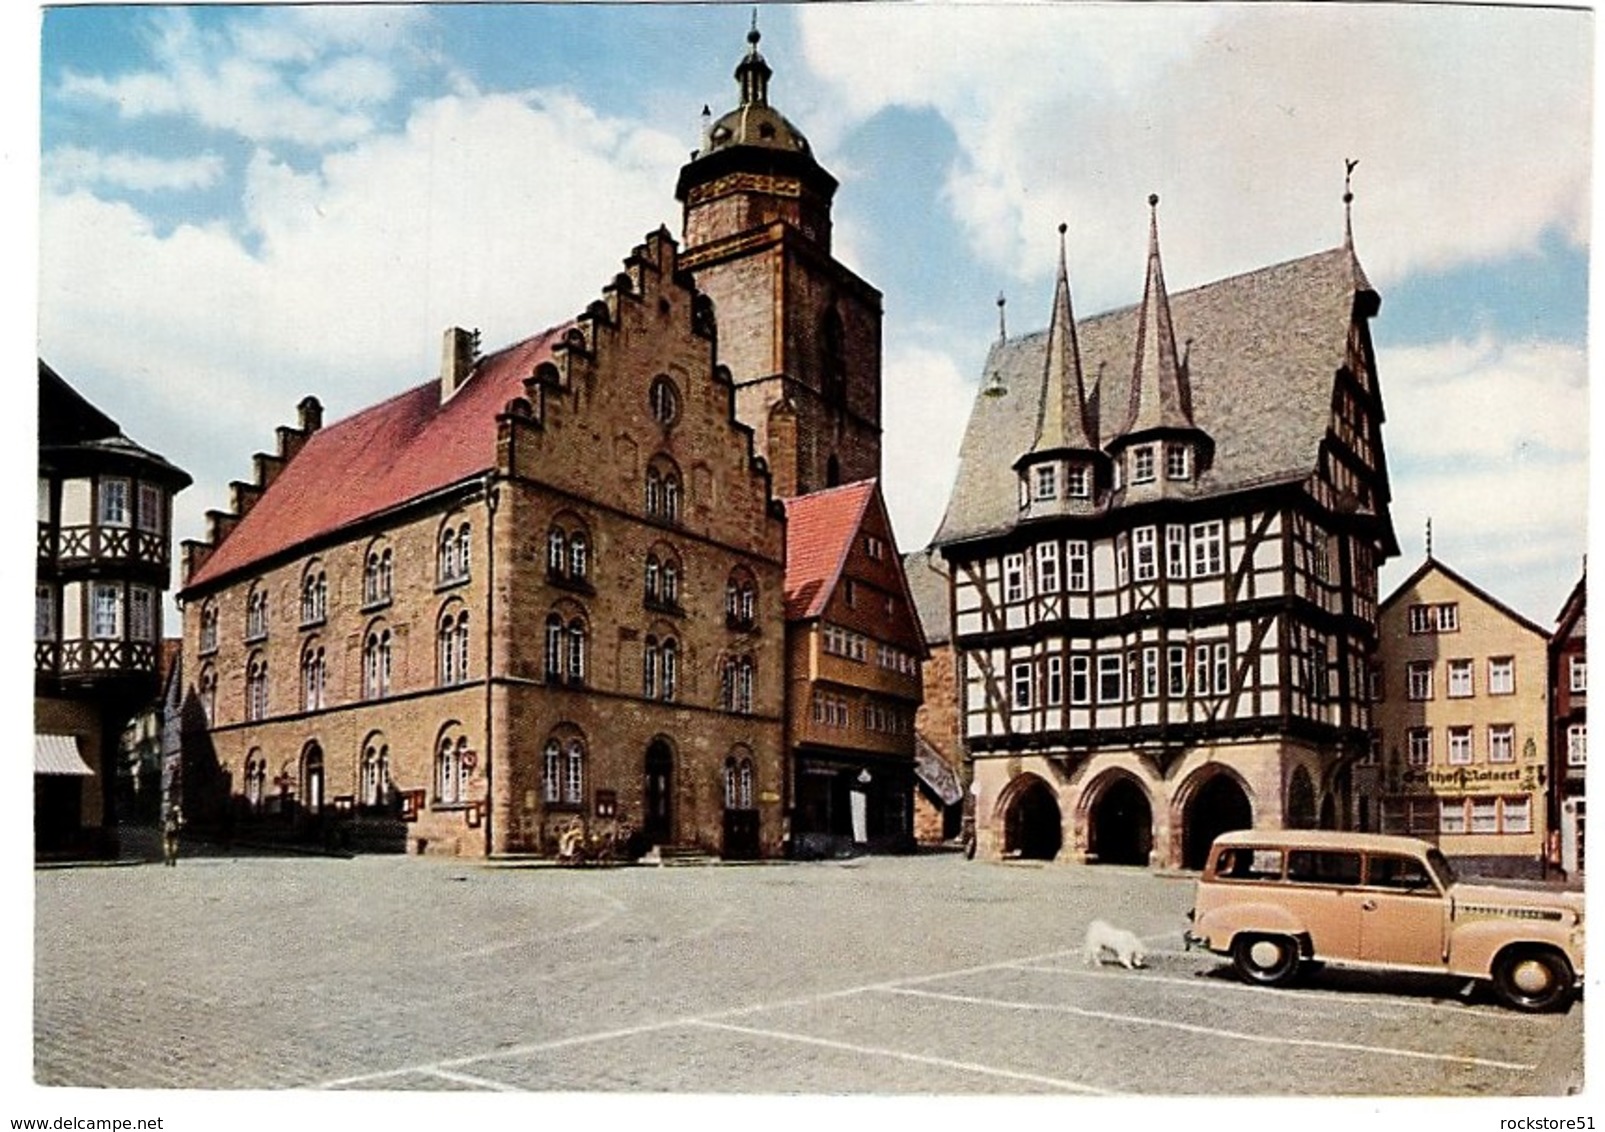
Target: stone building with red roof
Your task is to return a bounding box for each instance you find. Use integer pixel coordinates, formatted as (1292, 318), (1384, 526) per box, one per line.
(781, 481), (925, 856)
(173, 24), (902, 860)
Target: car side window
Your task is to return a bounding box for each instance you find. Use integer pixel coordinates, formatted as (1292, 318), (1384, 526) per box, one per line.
(1286, 850), (1362, 886)
(1215, 847), (1283, 880)
(1366, 854), (1436, 893)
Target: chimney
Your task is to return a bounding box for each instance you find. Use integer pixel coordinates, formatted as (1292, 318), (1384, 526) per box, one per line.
(297, 395), (323, 432)
(441, 327), (480, 403)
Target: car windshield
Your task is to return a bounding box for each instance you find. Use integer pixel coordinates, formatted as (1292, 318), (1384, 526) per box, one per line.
(1425, 848), (1457, 888)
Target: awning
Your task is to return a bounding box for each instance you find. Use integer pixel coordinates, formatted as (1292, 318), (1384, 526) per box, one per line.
(35, 733), (94, 776)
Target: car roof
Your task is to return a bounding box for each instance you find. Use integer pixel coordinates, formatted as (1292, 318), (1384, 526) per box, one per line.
(1211, 829), (1437, 855)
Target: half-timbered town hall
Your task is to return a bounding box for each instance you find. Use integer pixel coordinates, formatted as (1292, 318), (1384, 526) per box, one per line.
(934, 198), (1399, 868)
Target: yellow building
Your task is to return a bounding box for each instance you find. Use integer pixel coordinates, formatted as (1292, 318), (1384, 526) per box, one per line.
(1373, 558), (1552, 876)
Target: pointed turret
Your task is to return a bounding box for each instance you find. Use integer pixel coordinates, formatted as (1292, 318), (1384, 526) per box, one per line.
(1029, 223), (1097, 456)
(1107, 195), (1212, 491)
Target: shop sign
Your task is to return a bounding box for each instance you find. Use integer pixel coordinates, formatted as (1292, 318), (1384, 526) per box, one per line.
(1395, 764), (1542, 795)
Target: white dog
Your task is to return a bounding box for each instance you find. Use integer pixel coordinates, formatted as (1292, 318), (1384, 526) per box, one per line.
(1082, 919), (1147, 969)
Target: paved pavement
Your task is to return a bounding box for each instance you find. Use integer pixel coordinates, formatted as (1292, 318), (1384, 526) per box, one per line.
(29, 850), (1586, 1109)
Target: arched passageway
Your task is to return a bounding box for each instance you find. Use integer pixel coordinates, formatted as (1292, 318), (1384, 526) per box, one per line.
(1181, 774), (1252, 869)
(1003, 777), (1062, 860)
(1088, 776), (1153, 865)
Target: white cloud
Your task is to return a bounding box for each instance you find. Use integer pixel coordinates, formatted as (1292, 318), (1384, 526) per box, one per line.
(300, 55), (399, 108)
(798, 4), (1589, 303)
(882, 344), (974, 550)
(43, 147), (226, 194)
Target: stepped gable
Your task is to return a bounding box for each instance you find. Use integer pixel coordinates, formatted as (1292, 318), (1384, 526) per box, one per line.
(184, 324), (569, 590)
(936, 245), (1369, 546)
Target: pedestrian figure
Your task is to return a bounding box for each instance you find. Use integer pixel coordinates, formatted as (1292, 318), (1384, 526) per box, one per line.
(162, 805), (182, 866)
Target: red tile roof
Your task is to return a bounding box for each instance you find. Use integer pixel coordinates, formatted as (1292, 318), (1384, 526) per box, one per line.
(185, 325), (568, 590)
(780, 479), (877, 620)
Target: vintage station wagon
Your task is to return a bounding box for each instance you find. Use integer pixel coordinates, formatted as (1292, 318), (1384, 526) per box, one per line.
(1186, 829), (1584, 1011)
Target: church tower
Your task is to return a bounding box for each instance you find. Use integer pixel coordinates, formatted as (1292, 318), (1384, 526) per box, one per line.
(675, 19), (882, 497)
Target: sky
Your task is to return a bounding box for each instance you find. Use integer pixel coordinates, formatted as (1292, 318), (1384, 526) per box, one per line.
(27, 1), (1594, 631)
(12, 0), (1598, 1123)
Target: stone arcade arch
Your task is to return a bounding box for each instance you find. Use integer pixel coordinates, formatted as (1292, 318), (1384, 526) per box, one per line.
(998, 774), (1062, 860)
(1177, 769), (1253, 870)
(1082, 772), (1154, 866)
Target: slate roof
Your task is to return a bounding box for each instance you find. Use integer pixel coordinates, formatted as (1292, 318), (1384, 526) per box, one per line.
(184, 324), (569, 591)
(935, 245), (1372, 546)
(903, 546), (953, 647)
(780, 479), (878, 620)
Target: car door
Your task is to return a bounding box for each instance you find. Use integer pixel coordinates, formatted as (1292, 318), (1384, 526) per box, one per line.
(1358, 852), (1448, 968)
(1284, 849), (1364, 959)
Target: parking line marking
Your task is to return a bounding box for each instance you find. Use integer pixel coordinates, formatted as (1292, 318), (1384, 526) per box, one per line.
(687, 1019), (1114, 1094)
(1003, 962), (1530, 1018)
(875, 987), (1536, 1071)
(419, 1067), (524, 1092)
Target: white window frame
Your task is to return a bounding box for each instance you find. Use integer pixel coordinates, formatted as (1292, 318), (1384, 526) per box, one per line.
(1488, 656), (1515, 695)
(1003, 553), (1026, 603)
(1011, 660), (1033, 711)
(1033, 464), (1058, 501)
(1133, 527), (1158, 582)
(1190, 521), (1224, 577)
(1097, 654), (1123, 703)
(1066, 463), (1090, 499)
(1502, 796), (1532, 834)
(1406, 661), (1434, 702)
(1045, 654), (1063, 706)
(98, 477), (130, 528)
(1165, 442), (1190, 481)
(1469, 796), (1498, 834)
(1165, 525), (1187, 579)
(1036, 542), (1060, 595)
(1132, 444), (1156, 484)
(1568, 724), (1587, 767)
(1446, 658), (1473, 699)
(1570, 654), (1587, 694)
(1440, 797), (1467, 835)
(1407, 728), (1432, 767)
(1488, 724), (1515, 764)
(91, 582), (122, 640)
(1069, 654), (1091, 705)
(1167, 645), (1187, 697)
(136, 482), (163, 534)
(35, 585), (54, 642)
(1213, 643), (1231, 697)
(1447, 726), (1473, 766)
(128, 585), (155, 641)
(1066, 541), (1089, 592)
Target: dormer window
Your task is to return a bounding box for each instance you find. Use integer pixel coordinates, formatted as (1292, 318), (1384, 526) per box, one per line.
(1132, 445), (1156, 484)
(1033, 464), (1058, 502)
(1166, 443), (1191, 481)
(1066, 464), (1090, 499)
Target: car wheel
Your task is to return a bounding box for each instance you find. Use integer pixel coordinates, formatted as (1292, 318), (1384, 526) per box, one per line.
(1492, 948), (1574, 1013)
(1231, 934), (1300, 987)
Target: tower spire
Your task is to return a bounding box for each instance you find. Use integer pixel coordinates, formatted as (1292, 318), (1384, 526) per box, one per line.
(1030, 222), (1096, 454)
(997, 291), (1007, 342)
(1344, 158), (1358, 250)
(1120, 194), (1195, 439)
(737, 9), (771, 106)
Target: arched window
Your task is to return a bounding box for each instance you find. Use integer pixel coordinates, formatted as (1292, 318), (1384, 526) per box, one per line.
(439, 520), (470, 584)
(245, 652), (268, 721)
(643, 636), (659, 699)
(246, 584), (268, 641)
(721, 655), (754, 714)
(363, 625), (392, 699)
(437, 734), (469, 805)
(567, 618), (586, 684)
(300, 641), (326, 712)
(547, 528), (566, 576)
(646, 457), (683, 523)
(458, 524), (471, 577)
(661, 638), (678, 702)
(542, 731), (586, 807)
(200, 664), (217, 725)
(456, 613), (470, 683)
(724, 755), (755, 811)
(644, 555), (661, 603)
(544, 614), (564, 681)
(303, 745), (325, 814)
(645, 467), (662, 517)
(361, 738), (390, 808)
(245, 750), (266, 810)
(438, 607), (470, 686)
(663, 473), (681, 522)
(547, 517), (591, 585)
(663, 561), (679, 605)
(364, 543), (394, 606)
(300, 564), (327, 626)
(569, 532), (587, 580)
(726, 569), (758, 629)
(199, 601), (219, 654)
(650, 376), (680, 426)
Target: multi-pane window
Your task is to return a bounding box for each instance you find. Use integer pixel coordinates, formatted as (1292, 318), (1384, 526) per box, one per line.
(99, 477), (130, 527)
(200, 602), (219, 654)
(649, 376), (680, 425)
(439, 523), (471, 583)
(1141, 647), (1160, 699)
(1213, 643), (1231, 697)
(35, 585), (54, 642)
(439, 737), (470, 805)
(301, 644), (326, 712)
(1133, 527), (1158, 582)
(129, 585), (155, 641)
(1440, 797), (1467, 835)
(439, 611), (470, 686)
(137, 482), (163, 534)
(1036, 542), (1060, 594)
(246, 586), (268, 641)
(1408, 603), (1458, 634)
(1447, 659), (1473, 698)
(200, 666), (217, 726)
(646, 463), (683, 522)
(362, 628), (392, 699)
(364, 547), (393, 606)
(542, 741), (563, 804)
(1570, 655), (1587, 694)
(569, 533), (588, 580)
(1033, 464), (1058, 501)
(1167, 646), (1187, 697)
(1568, 724), (1587, 767)
(1097, 654), (1123, 703)
(721, 656), (755, 714)
(1165, 526), (1187, 578)
(1194, 645), (1211, 698)
(361, 743), (390, 808)
(1066, 464), (1090, 499)
(1407, 728), (1432, 767)
(246, 655), (269, 721)
(1488, 656), (1515, 695)
(1011, 661), (1033, 710)
(1447, 726), (1473, 765)
(724, 757), (755, 811)
(1070, 654), (1091, 705)
(300, 568), (327, 625)
(660, 639), (677, 701)
(1502, 796), (1532, 834)
(1115, 535), (1129, 586)
(545, 615), (564, 681)
(726, 571), (757, 627)
(1132, 445), (1156, 484)
(1488, 724), (1515, 764)
(1165, 443), (1190, 481)
(1003, 554), (1026, 602)
(91, 583), (122, 639)
(1406, 661), (1434, 701)
(1190, 521), (1224, 577)
(1470, 797), (1499, 835)
(567, 620), (587, 684)
(1045, 655), (1063, 706)
(548, 528), (567, 576)
(1066, 541), (1089, 591)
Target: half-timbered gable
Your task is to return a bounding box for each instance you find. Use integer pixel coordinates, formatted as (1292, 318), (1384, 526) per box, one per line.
(935, 199), (1397, 868)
